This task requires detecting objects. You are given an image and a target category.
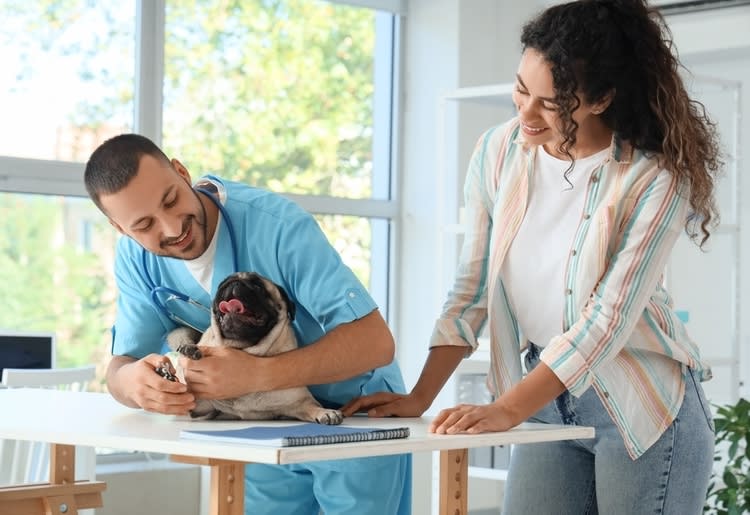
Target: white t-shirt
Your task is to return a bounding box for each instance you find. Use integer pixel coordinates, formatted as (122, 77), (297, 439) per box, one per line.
(184, 215), (220, 292)
(183, 179), (229, 292)
(501, 145), (608, 347)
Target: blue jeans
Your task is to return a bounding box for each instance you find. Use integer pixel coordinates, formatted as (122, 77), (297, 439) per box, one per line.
(502, 344), (714, 515)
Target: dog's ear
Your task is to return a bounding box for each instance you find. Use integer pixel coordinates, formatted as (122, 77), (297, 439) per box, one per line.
(275, 282), (296, 321)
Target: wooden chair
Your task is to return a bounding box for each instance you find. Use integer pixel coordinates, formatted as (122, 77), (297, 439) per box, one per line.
(0, 365), (104, 514)
(0, 366), (97, 485)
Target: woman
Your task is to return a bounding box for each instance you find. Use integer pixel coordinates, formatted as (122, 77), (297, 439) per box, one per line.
(343, 1), (720, 513)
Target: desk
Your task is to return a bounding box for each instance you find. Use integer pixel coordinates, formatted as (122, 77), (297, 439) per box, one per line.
(0, 388), (594, 515)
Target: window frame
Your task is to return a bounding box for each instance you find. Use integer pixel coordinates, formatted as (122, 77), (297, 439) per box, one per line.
(0, 0), (404, 465)
(0, 0), (402, 314)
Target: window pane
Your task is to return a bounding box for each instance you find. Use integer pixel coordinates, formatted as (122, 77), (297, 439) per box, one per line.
(162, 0), (387, 199)
(313, 214), (389, 312)
(315, 214), (373, 285)
(0, 192), (117, 391)
(0, 1), (135, 161)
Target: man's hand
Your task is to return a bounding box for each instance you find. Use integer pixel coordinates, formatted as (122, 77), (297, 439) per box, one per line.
(108, 354), (196, 415)
(341, 392), (430, 418)
(178, 346), (269, 399)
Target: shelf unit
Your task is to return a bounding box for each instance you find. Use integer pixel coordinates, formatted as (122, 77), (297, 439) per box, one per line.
(434, 80), (515, 374)
(432, 83), (516, 493)
(434, 82), (516, 319)
(663, 74), (742, 406)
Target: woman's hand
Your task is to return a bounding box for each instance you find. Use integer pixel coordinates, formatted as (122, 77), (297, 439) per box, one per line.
(341, 392), (430, 418)
(431, 362), (566, 434)
(429, 400), (517, 434)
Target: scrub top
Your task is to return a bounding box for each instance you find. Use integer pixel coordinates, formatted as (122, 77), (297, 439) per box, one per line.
(110, 175), (406, 407)
(110, 175), (412, 515)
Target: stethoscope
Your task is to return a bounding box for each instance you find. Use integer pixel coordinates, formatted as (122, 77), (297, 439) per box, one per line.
(142, 187), (238, 332)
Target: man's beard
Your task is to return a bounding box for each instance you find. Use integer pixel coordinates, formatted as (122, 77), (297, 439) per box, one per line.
(156, 189), (209, 259)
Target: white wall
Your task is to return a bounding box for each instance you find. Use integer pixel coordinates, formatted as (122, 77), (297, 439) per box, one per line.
(669, 6), (750, 404)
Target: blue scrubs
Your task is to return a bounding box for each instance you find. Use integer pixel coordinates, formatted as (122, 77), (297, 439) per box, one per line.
(111, 176), (411, 515)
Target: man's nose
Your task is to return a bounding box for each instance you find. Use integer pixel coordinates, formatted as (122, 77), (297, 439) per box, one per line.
(161, 216), (183, 238)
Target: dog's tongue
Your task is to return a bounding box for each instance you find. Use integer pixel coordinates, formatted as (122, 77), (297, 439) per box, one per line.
(219, 299), (245, 314)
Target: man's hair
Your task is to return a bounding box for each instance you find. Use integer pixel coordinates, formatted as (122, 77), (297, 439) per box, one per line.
(84, 133), (171, 212)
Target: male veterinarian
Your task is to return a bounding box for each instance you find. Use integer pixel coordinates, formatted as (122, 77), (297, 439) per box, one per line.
(84, 133), (411, 515)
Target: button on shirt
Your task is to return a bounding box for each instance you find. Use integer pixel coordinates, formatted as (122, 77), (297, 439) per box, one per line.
(431, 117), (712, 459)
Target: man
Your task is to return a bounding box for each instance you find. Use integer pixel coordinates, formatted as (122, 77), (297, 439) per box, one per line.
(84, 133), (411, 515)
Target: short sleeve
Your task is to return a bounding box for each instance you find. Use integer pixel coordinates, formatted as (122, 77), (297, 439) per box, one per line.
(111, 239), (175, 359)
(274, 213), (377, 332)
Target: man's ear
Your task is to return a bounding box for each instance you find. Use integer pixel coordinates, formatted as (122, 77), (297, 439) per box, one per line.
(108, 218), (125, 235)
(171, 158), (192, 184)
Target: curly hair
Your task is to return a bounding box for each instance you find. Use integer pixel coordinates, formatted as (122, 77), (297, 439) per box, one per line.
(520, 0), (721, 247)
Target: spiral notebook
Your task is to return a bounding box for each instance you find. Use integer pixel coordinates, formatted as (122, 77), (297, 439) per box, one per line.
(180, 422), (410, 447)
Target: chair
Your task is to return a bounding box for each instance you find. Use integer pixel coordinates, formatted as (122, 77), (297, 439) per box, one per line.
(0, 365), (98, 486)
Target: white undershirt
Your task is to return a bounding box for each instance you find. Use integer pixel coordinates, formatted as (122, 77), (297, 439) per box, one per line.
(501, 145), (608, 347)
(184, 215), (221, 293)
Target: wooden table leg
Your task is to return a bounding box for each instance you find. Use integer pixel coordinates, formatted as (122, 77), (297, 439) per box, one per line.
(209, 461), (244, 515)
(171, 456), (245, 515)
(439, 448), (468, 515)
(47, 444), (78, 515)
(0, 443), (105, 515)
(50, 444), (76, 485)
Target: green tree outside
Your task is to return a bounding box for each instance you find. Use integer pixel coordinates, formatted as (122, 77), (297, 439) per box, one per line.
(1, 0), (380, 380)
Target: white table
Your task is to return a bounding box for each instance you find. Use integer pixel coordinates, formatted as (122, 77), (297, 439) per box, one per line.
(0, 388), (594, 515)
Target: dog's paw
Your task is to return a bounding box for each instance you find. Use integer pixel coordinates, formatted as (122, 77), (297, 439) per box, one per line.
(314, 409), (344, 425)
(176, 344), (202, 360)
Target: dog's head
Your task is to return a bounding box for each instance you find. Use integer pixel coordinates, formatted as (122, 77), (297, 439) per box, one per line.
(212, 272), (295, 347)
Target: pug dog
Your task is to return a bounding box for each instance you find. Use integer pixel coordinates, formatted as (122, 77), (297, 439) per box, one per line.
(162, 271), (343, 425)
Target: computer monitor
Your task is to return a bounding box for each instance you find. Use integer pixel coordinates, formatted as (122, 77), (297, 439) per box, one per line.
(0, 331), (55, 376)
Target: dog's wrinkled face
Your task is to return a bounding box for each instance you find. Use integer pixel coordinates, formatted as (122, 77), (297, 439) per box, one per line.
(212, 272), (295, 345)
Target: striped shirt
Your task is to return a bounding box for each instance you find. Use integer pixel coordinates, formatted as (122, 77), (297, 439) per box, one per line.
(430, 117), (712, 459)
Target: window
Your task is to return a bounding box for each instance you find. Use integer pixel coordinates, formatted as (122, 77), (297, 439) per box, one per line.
(0, 0), (401, 401)
(162, 1), (390, 200)
(0, 1), (135, 160)
(0, 193), (117, 381)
